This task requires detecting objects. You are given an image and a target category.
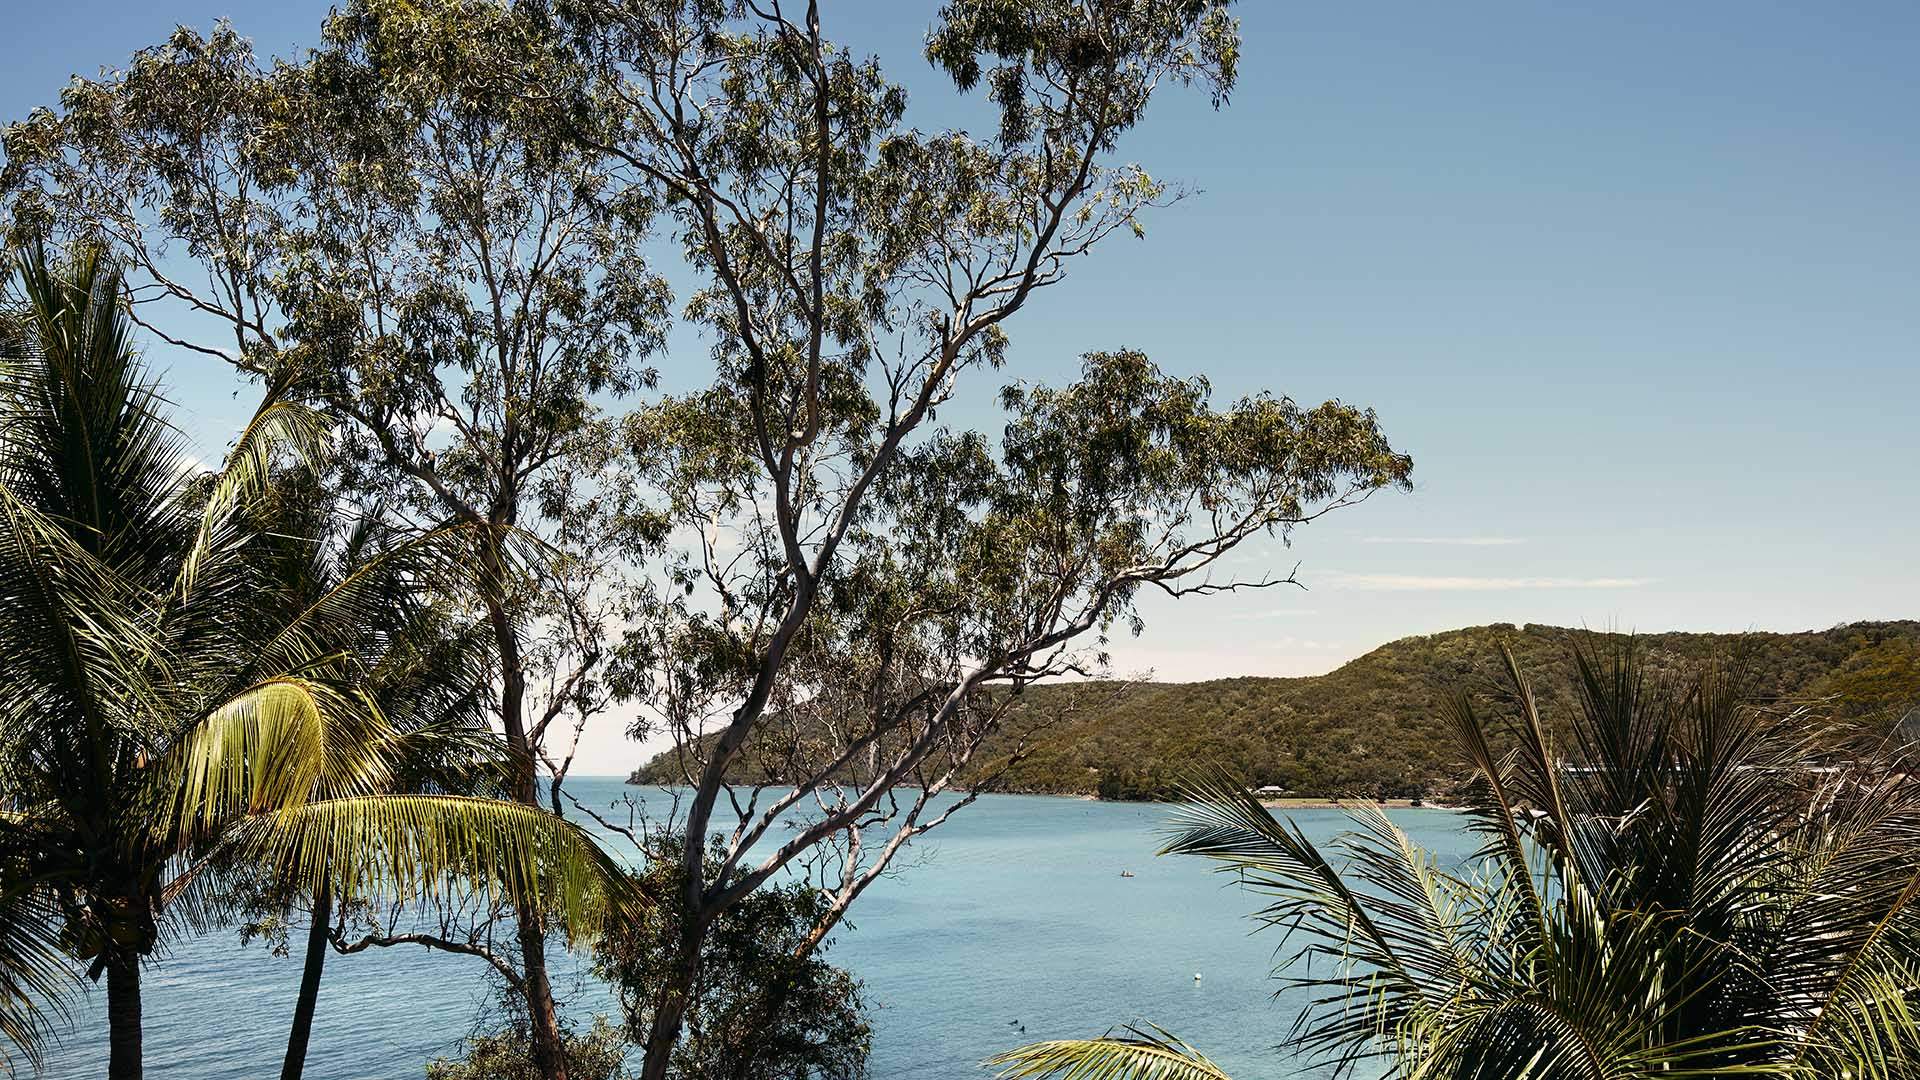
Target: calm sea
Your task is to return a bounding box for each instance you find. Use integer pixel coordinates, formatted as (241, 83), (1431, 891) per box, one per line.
(45, 780), (1476, 1079)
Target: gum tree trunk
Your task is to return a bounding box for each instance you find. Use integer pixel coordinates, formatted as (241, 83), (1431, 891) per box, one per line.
(482, 540), (569, 1080)
(638, 953), (696, 1080)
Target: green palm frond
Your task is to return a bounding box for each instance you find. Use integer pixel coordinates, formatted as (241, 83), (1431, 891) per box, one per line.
(0, 885), (72, 1075)
(1441, 690), (1535, 875)
(176, 384), (330, 598)
(204, 388), (330, 517)
(1799, 951), (1920, 1080)
(1159, 777), (1481, 1072)
(1486, 643), (1594, 907)
(986, 1025), (1232, 1080)
(1792, 860), (1920, 1076)
(385, 717), (516, 798)
(234, 522), (506, 688)
(1, 239), (196, 580)
(0, 480), (169, 751)
(155, 676), (400, 838)
(215, 795), (634, 938)
(1165, 778), (1446, 984)
(0, 812), (79, 1075)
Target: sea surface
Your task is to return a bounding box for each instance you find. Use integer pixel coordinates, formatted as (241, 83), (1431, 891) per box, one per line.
(45, 780), (1476, 1079)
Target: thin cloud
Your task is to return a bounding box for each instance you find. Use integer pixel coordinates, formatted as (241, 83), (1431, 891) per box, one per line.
(1226, 607), (1321, 620)
(1361, 536), (1528, 546)
(1329, 573), (1653, 591)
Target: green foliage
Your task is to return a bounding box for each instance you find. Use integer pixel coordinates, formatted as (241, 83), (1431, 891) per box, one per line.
(0, 238), (319, 1070)
(1806, 634), (1920, 731)
(629, 620), (1920, 798)
(426, 1016), (632, 1080)
(927, 0), (1241, 135)
(996, 640), (1920, 1080)
(904, 621), (1920, 799)
(596, 839), (871, 1080)
(2, 15), (676, 1068)
(1, 5), (1411, 1077)
(0, 239), (623, 1075)
(424, 837), (873, 1080)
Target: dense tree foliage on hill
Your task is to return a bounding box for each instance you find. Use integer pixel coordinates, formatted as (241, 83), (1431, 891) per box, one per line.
(631, 622), (1920, 800)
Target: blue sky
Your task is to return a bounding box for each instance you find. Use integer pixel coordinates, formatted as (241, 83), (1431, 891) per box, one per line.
(7, 2), (1918, 765)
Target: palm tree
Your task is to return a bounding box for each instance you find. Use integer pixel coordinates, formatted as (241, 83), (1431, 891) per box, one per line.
(0, 239), (628, 1079)
(993, 638), (1920, 1080)
(234, 494), (507, 1080)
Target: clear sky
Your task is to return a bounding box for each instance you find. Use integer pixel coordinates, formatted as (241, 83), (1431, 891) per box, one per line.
(7, 2), (1918, 771)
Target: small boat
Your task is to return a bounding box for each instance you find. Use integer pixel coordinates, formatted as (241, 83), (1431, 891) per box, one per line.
(1119, 870), (1135, 878)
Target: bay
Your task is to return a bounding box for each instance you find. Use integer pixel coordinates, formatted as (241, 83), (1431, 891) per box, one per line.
(44, 780), (1475, 1079)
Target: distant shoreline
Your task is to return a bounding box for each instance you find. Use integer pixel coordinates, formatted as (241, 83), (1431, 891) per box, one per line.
(1259, 796), (1454, 811)
(1021, 791), (1460, 811)
(619, 777), (1452, 811)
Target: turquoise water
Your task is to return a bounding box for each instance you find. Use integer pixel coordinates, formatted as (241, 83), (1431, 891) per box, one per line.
(45, 781), (1476, 1079)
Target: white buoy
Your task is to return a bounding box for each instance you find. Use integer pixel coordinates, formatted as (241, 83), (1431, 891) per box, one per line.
(1193, 972), (1202, 981)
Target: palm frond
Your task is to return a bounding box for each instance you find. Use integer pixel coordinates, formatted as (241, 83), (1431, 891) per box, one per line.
(213, 795), (635, 939)
(176, 382), (330, 597)
(1798, 950), (1920, 1080)
(986, 1025), (1232, 1080)
(1161, 774), (1473, 1071)
(1442, 687), (1551, 942)
(234, 522), (506, 688)
(0, 479), (168, 753)
(155, 677), (399, 840)
(0, 812), (80, 1074)
(1, 238), (197, 583)
(1793, 859), (1920, 1075)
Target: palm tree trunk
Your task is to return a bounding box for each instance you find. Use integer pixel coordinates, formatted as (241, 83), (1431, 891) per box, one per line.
(105, 953), (142, 1080)
(280, 883), (331, 1080)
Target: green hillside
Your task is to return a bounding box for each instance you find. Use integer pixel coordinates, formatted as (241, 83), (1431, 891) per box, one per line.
(631, 621), (1920, 800)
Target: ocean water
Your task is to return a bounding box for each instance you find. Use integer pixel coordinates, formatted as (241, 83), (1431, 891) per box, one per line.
(44, 780), (1476, 1079)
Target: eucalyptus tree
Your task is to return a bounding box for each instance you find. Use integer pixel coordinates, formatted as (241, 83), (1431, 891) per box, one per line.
(548, 4), (1409, 1078)
(0, 241), (628, 1080)
(2, 4), (1415, 1078)
(993, 640), (1920, 1080)
(290, 12), (671, 1063)
(594, 835), (871, 1080)
(1, 12), (670, 1072)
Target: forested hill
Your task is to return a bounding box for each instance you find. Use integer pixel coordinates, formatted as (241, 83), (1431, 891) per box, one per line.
(630, 621), (1920, 800)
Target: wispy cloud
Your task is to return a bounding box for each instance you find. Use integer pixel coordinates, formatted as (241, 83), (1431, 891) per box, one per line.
(1226, 607), (1320, 621)
(1328, 573), (1653, 591)
(1361, 536), (1528, 546)
(1273, 635), (1341, 650)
